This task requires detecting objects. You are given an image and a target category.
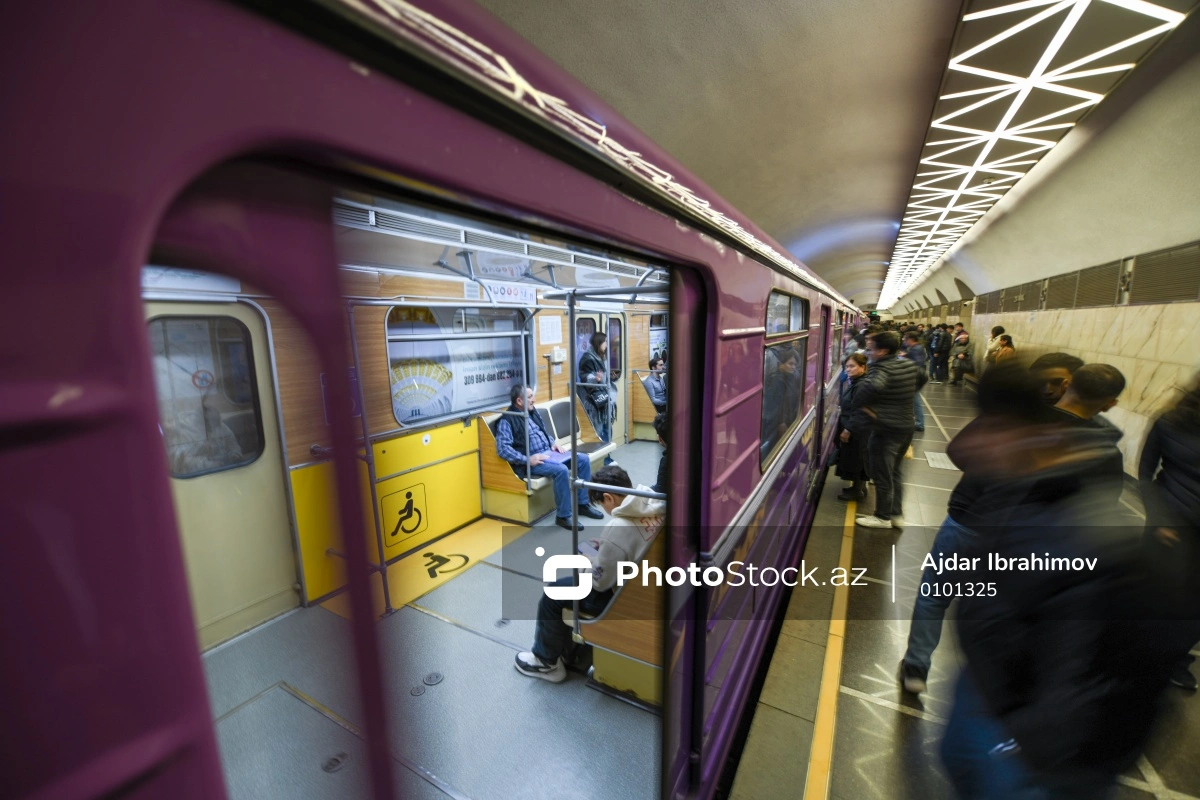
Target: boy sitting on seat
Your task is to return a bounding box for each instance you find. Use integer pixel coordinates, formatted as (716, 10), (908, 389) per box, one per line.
(515, 465), (666, 682)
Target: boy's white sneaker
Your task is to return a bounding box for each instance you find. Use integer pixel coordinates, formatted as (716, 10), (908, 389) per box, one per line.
(514, 651), (566, 683)
(856, 515), (894, 529)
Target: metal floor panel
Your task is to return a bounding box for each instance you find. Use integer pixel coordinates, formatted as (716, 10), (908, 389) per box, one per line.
(376, 605), (659, 800)
(411, 560), (542, 650)
(203, 606), (357, 720)
(216, 684), (450, 800)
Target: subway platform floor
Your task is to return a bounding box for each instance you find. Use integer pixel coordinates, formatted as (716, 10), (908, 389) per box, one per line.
(728, 382), (1200, 800)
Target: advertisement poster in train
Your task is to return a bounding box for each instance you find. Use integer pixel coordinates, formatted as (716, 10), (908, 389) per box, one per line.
(650, 327), (668, 363)
(387, 306), (525, 423)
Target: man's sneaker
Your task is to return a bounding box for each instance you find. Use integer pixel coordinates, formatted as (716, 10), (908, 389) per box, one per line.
(900, 661), (927, 694)
(891, 517), (905, 530)
(1170, 666), (1198, 690)
(577, 504), (604, 519)
(556, 517), (583, 531)
(856, 515), (893, 529)
(931, 380), (943, 384)
(514, 651), (566, 683)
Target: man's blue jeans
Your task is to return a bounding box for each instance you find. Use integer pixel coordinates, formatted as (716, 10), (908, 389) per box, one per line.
(527, 453), (591, 518)
(914, 394), (926, 431)
(533, 576), (613, 663)
(903, 514), (979, 675)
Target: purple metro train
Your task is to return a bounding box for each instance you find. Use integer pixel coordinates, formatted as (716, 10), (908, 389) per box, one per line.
(1, 1), (859, 798)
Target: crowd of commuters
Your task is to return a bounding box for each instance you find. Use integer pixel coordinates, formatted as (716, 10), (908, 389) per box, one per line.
(838, 316), (1200, 799)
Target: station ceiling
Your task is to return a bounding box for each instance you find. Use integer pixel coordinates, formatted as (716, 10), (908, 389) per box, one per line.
(473, 0), (1197, 310)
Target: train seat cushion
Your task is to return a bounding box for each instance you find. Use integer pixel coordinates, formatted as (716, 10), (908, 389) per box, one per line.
(541, 399), (616, 460)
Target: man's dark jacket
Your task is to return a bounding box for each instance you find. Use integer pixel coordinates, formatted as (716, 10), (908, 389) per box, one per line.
(856, 356), (921, 431)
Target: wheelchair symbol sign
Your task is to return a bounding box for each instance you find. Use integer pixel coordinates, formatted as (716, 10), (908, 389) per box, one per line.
(382, 484), (428, 546)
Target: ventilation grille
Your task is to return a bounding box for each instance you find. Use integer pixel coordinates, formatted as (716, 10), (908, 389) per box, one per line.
(1131, 243), (1200, 304)
(333, 205), (371, 227)
(1075, 261), (1121, 308)
(1001, 289), (1019, 313)
(1017, 281), (1043, 312)
(574, 254), (606, 269)
(527, 244), (563, 260)
(608, 262), (638, 276)
(374, 211), (461, 242)
(1044, 273), (1078, 309)
(464, 230), (525, 254)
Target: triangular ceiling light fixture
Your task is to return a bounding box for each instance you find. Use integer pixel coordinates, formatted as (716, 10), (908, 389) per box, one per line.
(877, 0), (1187, 310)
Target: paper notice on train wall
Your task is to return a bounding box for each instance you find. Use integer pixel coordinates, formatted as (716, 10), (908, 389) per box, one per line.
(539, 315), (562, 345)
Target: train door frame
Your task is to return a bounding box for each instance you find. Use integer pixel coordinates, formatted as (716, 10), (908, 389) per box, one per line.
(143, 296), (301, 649)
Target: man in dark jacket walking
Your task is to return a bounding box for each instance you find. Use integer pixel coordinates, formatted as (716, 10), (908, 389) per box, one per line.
(856, 331), (921, 530)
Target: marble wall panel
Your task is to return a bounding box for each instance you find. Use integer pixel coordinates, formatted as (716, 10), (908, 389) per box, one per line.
(970, 301), (1200, 476)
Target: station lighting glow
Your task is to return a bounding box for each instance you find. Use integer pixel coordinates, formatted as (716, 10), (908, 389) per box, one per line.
(878, 0), (1185, 310)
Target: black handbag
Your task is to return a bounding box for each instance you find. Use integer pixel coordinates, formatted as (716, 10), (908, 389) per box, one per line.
(591, 387), (610, 408)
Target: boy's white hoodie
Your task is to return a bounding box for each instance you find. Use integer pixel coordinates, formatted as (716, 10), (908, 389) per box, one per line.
(589, 486), (666, 592)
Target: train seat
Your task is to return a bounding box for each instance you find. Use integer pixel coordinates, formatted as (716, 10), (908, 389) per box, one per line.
(478, 398), (616, 524)
(567, 534), (665, 705)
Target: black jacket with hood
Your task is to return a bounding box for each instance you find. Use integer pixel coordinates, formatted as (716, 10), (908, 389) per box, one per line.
(856, 355), (922, 431)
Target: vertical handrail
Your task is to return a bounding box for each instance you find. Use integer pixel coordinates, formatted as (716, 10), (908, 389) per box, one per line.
(348, 303), (393, 615)
(567, 290), (581, 639)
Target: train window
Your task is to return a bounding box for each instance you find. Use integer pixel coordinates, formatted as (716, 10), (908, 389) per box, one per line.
(608, 317), (622, 380)
(148, 316), (265, 478)
(761, 338), (807, 464)
(386, 305), (531, 425)
(765, 290), (808, 335)
(575, 317), (596, 357)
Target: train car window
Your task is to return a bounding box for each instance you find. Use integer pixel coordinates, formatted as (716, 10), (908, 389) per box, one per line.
(148, 316), (265, 478)
(765, 290), (808, 335)
(386, 305), (531, 426)
(575, 317), (596, 357)
(608, 317), (622, 380)
(761, 338), (807, 465)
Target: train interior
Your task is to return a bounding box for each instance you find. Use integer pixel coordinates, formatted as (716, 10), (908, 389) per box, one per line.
(143, 191), (672, 799)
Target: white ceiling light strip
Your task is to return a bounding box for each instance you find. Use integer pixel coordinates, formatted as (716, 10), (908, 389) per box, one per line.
(878, 0), (1186, 309)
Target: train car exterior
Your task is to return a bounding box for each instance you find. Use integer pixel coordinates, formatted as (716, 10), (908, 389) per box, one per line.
(0, 1), (860, 799)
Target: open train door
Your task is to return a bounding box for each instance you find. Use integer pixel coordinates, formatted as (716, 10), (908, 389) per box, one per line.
(573, 310), (628, 448)
(144, 297), (299, 649)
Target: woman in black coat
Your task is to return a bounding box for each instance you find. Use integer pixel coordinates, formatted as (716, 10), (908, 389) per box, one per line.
(836, 353), (871, 501)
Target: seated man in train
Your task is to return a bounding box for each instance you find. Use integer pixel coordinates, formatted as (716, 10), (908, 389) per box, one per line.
(495, 384), (604, 531)
(643, 357), (668, 414)
(516, 465), (666, 683)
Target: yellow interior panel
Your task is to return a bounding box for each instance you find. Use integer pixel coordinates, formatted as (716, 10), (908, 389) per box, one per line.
(592, 649), (662, 705)
(376, 452), (482, 558)
(291, 462), (347, 601)
(373, 419), (479, 477)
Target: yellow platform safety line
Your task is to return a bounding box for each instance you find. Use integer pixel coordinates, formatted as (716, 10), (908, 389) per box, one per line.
(803, 500), (857, 800)
(322, 518), (527, 619)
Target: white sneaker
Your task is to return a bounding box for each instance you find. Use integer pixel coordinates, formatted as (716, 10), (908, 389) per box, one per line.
(856, 515), (894, 529)
(514, 651), (566, 683)
(891, 517), (905, 530)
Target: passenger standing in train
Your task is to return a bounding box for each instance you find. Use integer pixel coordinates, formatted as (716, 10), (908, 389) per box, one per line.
(1140, 376), (1200, 690)
(941, 411), (1172, 799)
(902, 331), (928, 432)
(984, 326), (1006, 367)
(948, 330), (975, 386)
(644, 357), (667, 414)
(1029, 352), (1085, 405)
(835, 353), (870, 501)
(515, 466), (665, 683)
(495, 385), (605, 531)
(855, 331), (922, 529)
(651, 411), (668, 495)
(579, 332), (618, 465)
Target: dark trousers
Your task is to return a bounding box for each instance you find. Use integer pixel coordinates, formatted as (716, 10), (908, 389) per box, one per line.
(933, 355), (949, 381)
(868, 427), (913, 520)
(532, 577), (613, 663)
